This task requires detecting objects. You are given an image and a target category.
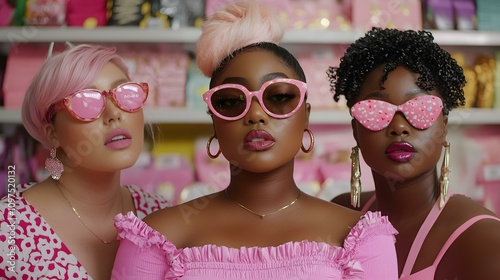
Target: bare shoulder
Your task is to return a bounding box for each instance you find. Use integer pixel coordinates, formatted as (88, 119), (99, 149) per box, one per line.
(143, 192), (221, 246)
(307, 195), (364, 229)
(440, 195), (500, 278)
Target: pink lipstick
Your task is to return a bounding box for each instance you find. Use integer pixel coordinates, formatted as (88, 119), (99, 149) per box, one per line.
(105, 128), (132, 150)
(244, 130), (275, 151)
(385, 142), (415, 163)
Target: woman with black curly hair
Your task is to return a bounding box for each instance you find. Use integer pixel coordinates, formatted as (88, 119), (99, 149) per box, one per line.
(328, 27), (500, 279)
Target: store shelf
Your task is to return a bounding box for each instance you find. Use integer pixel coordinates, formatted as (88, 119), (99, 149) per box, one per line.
(1, 27), (500, 46)
(2, 107), (499, 125)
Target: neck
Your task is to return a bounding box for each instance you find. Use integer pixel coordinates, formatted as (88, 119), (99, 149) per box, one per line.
(226, 162), (301, 215)
(54, 170), (123, 215)
(372, 169), (439, 229)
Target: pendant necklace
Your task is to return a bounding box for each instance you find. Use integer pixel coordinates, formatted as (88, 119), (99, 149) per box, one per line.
(225, 188), (301, 219)
(55, 181), (124, 244)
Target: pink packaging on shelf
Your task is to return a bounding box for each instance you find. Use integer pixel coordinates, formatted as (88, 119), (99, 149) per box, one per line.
(66, 0), (107, 27)
(351, 0), (422, 30)
(297, 46), (347, 109)
(3, 43), (48, 108)
(0, 0), (14, 26)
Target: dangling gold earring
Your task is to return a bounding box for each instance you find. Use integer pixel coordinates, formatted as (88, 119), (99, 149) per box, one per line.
(350, 146), (361, 208)
(206, 135), (221, 159)
(301, 129), (314, 153)
(439, 142), (450, 209)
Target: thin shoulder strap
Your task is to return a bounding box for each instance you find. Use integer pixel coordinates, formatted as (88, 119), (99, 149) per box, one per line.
(432, 214), (500, 266)
(400, 198), (443, 277)
(361, 194), (377, 213)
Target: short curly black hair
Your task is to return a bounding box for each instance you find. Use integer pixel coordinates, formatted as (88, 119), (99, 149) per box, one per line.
(327, 27), (466, 115)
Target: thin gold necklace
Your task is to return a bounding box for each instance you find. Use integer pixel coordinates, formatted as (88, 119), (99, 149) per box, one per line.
(55, 181), (123, 244)
(224, 188), (301, 219)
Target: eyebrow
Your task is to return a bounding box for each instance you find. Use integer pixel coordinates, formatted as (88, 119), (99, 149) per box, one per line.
(220, 72), (290, 86)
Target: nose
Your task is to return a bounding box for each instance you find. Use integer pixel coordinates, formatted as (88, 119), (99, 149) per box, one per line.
(243, 97), (267, 125)
(387, 112), (410, 137)
(102, 96), (122, 124)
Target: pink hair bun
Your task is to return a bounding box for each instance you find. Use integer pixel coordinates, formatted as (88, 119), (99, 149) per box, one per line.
(196, 1), (284, 77)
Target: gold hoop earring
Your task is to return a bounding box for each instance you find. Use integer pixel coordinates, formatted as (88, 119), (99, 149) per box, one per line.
(301, 129), (314, 153)
(439, 142), (450, 209)
(206, 135), (221, 159)
(350, 146), (361, 208)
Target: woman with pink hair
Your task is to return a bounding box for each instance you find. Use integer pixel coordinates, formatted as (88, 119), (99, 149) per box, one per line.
(0, 44), (170, 279)
(111, 1), (398, 279)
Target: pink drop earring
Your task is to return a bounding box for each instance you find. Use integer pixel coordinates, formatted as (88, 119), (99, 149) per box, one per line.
(45, 147), (64, 180)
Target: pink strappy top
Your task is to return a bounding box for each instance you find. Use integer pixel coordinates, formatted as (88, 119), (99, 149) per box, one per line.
(111, 211), (399, 279)
(361, 194), (500, 279)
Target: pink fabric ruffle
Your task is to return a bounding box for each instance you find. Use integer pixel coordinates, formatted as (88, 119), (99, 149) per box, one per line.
(114, 211), (395, 279)
(114, 212), (185, 278)
(344, 211), (398, 252)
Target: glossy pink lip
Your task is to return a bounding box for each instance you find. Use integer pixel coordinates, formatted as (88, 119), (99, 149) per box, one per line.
(244, 130), (275, 151)
(105, 128), (132, 150)
(385, 142), (415, 163)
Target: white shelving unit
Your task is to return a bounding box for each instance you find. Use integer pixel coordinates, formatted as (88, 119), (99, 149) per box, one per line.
(1, 27), (500, 126)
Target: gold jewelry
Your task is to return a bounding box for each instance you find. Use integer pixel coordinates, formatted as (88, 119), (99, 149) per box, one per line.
(301, 128), (314, 153)
(55, 181), (124, 244)
(225, 188), (301, 219)
(350, 146), (362, 208)
(439, 142), (450, 209)
(207, 135), (221, 159)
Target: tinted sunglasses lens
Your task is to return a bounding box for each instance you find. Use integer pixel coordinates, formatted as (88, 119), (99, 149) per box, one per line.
(263, 82), (302, 116)
(210, 88), (247, 118)
(114, 83), (147, 111)
(69, 91), (105, 120)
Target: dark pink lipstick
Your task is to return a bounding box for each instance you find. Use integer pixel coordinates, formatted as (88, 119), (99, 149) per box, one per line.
(105, 128), (132, 150)
(244, 130), (275, 151)
(385, 142), (415, 163)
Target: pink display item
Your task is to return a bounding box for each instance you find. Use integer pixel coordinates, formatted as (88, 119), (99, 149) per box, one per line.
(351, 95), (443, 131)
(46, 82), (149, 122)
(0, 0), (14, 26)
(203, 78), (307, 121)
(351, 0), (423, 30)
(65, 12), (107, 27)
(3, 44), (48, 108)
(24, 0), (66, 26)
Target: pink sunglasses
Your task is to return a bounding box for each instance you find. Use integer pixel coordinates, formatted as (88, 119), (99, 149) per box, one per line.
(46, 82), (149, 122)
(203, 78), (307, 121)
(351, 95), (443, 131)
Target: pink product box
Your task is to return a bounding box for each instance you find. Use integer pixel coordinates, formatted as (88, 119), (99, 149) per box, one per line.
(0, 0), (14, 26)
(205, 0), (350, 30)
(121, 153), (195, 205)
(351, 0), (422, 30)
(66, 0), (107, 27)
(3, 44), (48, 108)
(284, 0), (352, 30)
(297, 47), (346, 109)
(25, 0), (67, 26)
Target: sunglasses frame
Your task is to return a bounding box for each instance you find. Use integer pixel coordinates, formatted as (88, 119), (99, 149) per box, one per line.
(351, 95), (444, 131)
(47, 82), (149, 122)
(203, 78), (307, 121)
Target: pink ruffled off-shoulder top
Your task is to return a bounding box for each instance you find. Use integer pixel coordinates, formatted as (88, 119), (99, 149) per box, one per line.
(111, 211), (398, 280)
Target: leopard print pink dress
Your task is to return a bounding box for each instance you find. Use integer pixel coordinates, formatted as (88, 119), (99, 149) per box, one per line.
(0, 183), (170, 280)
